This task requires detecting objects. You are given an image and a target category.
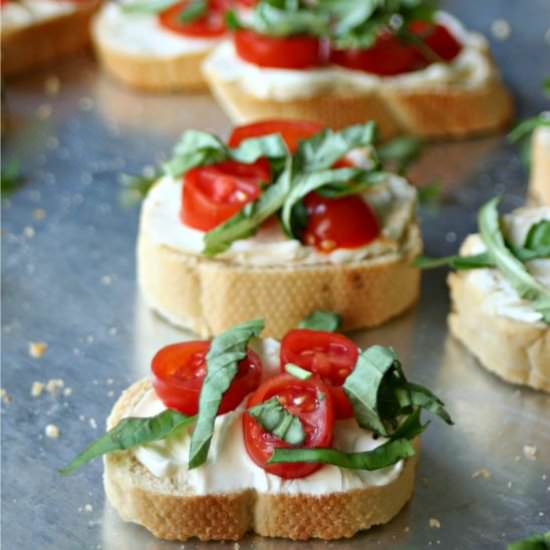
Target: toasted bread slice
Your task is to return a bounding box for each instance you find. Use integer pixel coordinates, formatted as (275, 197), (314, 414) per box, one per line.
(529, 124), (550, 206)
(104, 379), (419, 541)
(1, 1), (100, 78)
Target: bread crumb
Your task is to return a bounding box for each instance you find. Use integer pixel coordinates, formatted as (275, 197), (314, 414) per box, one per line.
(63, 387), (73, 397)
(31, 382), (45, 397)
(472, 468), (492, 480)
(107, 390), (114, 397)
(491, 19), (511, 40)
(429, 518), (441, 529)
(23, 226), (35, 239)
(29, 341), (48, 358)
(523, 445), (537, 461)
(106, 378), (114, 385)
(84, 504), (93, 512)
(32, 208), (46, 221)
(0, 388), (12, 405)
(45, 424), (60, 438)
(36, 104), (52, 120)
(404, 526), (410, 533)
(89, 418), (97, 429)
(79, 415), (86, 422)
(44, 75), (60, 96)
(46, 379), (64, 394)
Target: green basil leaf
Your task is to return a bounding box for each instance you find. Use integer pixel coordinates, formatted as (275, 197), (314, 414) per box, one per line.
(378, 136), (422, 175)
(396, 383), (453, 425)
(284, 363), (312, 380)
(524, 220), (550, 250)
(122, 0), (179, 13)
(230, 134), (288, 164)
(269, 437), (416, 470)
(479, 198), (550, 324)
(203, 156), (294, 255)
(248, 396), (305, 445)
(1, 160), (24, 197)
(315, 171), (387, 198)
(59, 410), (195, 475)
(188, 319), (265, 468)
(509, 115), (550, 143)
(298, 310), (342, 332)
(178, 0), (206, 23)
(416, 181), (442, 207)
(225, 9), (242, 31)
(507, 532), (550, 550)
(119, 169), (162, 207)
(295, 123), (377, 172)
(544, 77), (550, 97)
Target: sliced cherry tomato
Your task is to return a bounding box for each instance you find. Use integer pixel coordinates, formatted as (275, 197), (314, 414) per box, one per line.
(409, 21), (463, 62)
(181, 158), (271, 231)
(234, 30), (323, 69)
(302, 192), (380, 252)
(280, 329), (358, 419)
(330, 22), (461, 75)
(228, 119), (323, 153)
(236, 0), (256, 5)
(158, 0), (229, 38)
(152, 341), (262, 415)
(243, 374), (334, 479)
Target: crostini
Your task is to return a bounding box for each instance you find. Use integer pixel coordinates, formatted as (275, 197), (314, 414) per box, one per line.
(62, 316), (452, 541)
(530, 114), (550, 206)
(203, 0), (513, 139)
(1, 0), (101, 77)
(92, 0), (230, 91)
(133, 119), (422, 337)
(417, 199), (550, 392)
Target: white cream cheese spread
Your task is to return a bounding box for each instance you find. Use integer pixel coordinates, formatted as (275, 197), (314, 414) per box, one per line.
(93, 2), (222, 57)
(140, 172), (416, 267)
(460, 207), (550, 325)
(202, 12), (492, 101)
(126, 338), (404, 495)
(2, 0), (75, 31)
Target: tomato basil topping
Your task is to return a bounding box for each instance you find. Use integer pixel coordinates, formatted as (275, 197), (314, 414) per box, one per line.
(158, 0), (229, 38)
(243, 374), (334, 478)
(280, 329), (357, 419)
(61, 315), (453, 477)
(152, 340), (263, 415)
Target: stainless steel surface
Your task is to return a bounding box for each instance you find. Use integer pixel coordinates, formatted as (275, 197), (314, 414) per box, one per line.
(2, 2), (550, 548)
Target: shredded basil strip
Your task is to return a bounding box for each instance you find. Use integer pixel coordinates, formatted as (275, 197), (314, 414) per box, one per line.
(508, 114), (550, 143)
(378, 136), (423, 175)
(507, 532), (550, 550)
(284, 363), (312, 380)
(178, 0), (206, 23)
(59, 410), (196, 475)
(122, 0), (179, 14)
(188, 319), (265, 469)
(248, 397), (305, 445)
(1, 160), (24, 197)
(298, 310), (342, 332)
(479, 198), (550, 324)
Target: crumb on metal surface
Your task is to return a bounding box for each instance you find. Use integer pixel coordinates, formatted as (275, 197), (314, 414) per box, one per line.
(1, 388), (12, 405)
(23, 226), (35, 239)
(32, 208), (47, 221)
(45, 424), (60, 438)
(89, 418), (97, 429)
(84, 504), (93, 513)
(29, 341), (48, 358)
(472, 468), (492, 480)
(31, 382), (45, 397)
(491, 19), (511, 40)
(523, 445), (537, 461)
(63, 387), (73, 397)
(429, 518), (441, 529)
(46, 379), (64, 394)
(36, 104), (52, 120)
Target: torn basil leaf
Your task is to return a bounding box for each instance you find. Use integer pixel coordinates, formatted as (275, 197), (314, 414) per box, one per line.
(178, 0), (206, 23)
(284, 363), (312, 380)
(524, 220), (550, 251)
(249, 397), (305, 445)
(59, 410), (196, 475)
(188, 319), (265, 468)
(1, 161), (24, 197)
(298, 310), (342, 332)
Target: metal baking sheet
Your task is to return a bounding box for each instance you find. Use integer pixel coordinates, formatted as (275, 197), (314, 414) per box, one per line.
(2, 1), (550, 548)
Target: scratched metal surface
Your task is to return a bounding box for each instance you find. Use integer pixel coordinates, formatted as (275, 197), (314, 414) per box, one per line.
(2, 1), (550, 549)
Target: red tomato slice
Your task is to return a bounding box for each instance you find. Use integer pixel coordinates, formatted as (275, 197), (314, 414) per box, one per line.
(234, 29), (323, 69)
(158, 0), (229, 38)
(409, 21), (463, 62)
(181, 158), (271, 231)
(243, 374), (334, 478)
(302, 192), (380, 252)
(228, 119), (323, 153)
(280, 329), (358, 419)
(152, 341), (263, 416)
(330, 22), (461, 75)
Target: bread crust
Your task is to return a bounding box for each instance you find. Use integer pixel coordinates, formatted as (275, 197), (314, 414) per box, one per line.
(203, 66), (513, 140)
(104, 379), (419, 541)
(529, 126), (550, 206)
(448, 272), (550, 393)
(91, 14), (216, 91)
(1, 1), (100, 78)
(137, 216), (422, 338)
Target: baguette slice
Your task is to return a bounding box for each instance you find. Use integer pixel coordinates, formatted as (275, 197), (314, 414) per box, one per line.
(104, 379), (419, 541)
(1, 1), (101, 78)
(137, 214), (422, 338)
(529, 123), (550, 206)
(91, 5), (221, 91)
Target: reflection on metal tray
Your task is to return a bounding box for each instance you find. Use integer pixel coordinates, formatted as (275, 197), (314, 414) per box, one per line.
(2, 1), (550, 548)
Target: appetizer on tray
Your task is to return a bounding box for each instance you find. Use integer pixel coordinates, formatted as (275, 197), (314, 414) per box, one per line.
(92, 0), (230, 91)
(62, 316), (452, 541)
(203, 0), (513, 139)
(418, 199), (550, 392)
(1, 0), (101, 77)
(134, 119), (422, 337)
